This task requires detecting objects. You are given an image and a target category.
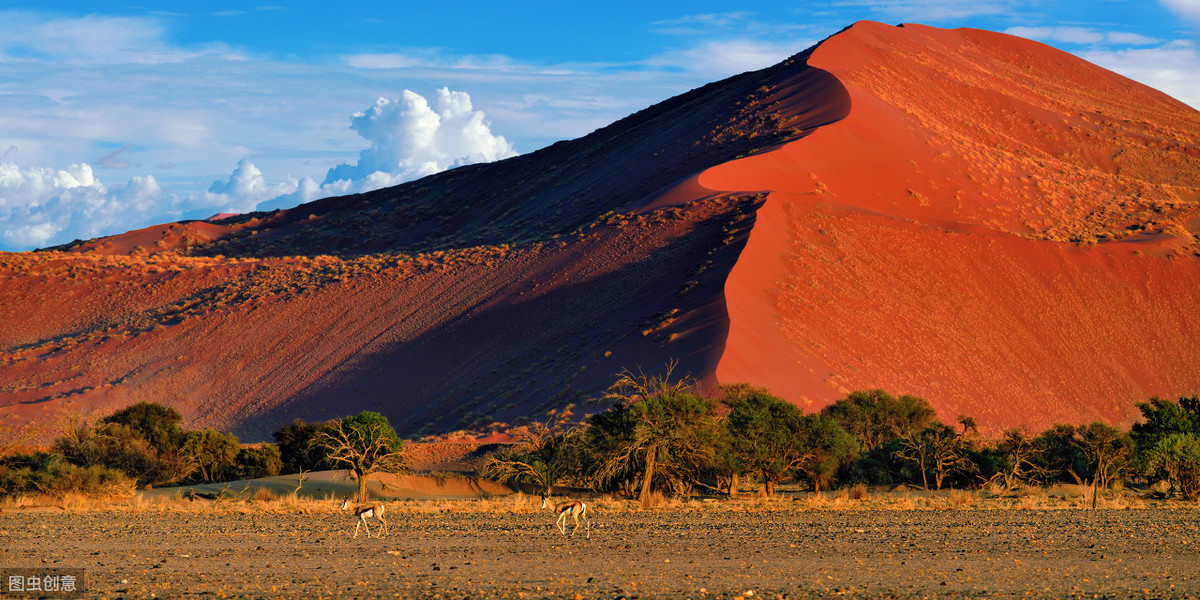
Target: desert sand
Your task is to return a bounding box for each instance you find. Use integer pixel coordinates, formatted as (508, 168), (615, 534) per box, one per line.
(2, 500), (1198, 599)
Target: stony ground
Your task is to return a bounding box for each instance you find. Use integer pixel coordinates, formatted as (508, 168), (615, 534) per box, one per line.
(1, 506), (1199, 599)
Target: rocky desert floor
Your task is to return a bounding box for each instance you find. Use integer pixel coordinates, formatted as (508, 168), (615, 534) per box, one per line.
(2, 499), (1199, 599)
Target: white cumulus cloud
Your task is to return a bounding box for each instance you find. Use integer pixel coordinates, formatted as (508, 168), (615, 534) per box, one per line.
(190, 158), (302, 214)
(0, 161), (161, 249)
(322, 88), (518, 190)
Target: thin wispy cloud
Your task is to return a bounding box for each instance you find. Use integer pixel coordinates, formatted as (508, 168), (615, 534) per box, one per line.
(836, 0), (1026, 22)
(0, 11), (240, 64)
(1160, 0), (1200, 25)
(646, 39), (814, 78)
(1006, 26), (1159, 46)
(1082, 40), (1200, 106)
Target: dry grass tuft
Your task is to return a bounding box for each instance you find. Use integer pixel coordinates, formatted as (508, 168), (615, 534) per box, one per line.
(0, 484), (1188, 515)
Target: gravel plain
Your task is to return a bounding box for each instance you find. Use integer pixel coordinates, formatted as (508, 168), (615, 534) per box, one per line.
(2, 506), (1199, 599)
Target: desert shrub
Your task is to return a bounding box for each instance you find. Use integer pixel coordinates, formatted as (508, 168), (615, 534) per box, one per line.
(988, 428), (1044, 489)
(272, 418), (335, 474)
(235, 444), (282, 479)
(0, 452), (134, 498)
(580, 400), (640, 495)
(1032, 422), (1132, 488)
(1032, 424), (1089, 485)
(821, 389), (936, 452)
(253, 487), (278, 502)
(54, 420), (193, 487)
(1076, 422), (1133, 489)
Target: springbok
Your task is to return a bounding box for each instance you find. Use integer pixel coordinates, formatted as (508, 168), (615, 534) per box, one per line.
(541, 495), (590, 538)
(341, 498), (388, 539)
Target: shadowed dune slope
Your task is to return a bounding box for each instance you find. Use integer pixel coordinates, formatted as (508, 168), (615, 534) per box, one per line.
(0, 39), (845, 439)
(1, 21), (1199, 440)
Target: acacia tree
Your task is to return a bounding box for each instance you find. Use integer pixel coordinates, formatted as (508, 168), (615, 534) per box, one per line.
(315, 411), (406, 502)
(723, 386), (804, 496)
(482, 413), (582, 495)
(898, 424), (976, 490)
(992, 428), (1044, 489)
(1076, 422), (1133, 490)
(1132, 396), (1200, 480)
(1032, 424), (1089, 485)
(182, 428), (240, 483)
(792, 414), (859, 492)
(273, 419), (335, 474)
(723, 387), (857, 495)
(596, 364), (720, 507)
(822, 390), (936, 452)
(1145, 433), (1200, 502)
(582, 401), (640, 496)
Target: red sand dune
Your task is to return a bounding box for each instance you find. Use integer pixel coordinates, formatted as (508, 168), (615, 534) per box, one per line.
(706, 22), (1200, 430)
(1, 21), (1198, 440)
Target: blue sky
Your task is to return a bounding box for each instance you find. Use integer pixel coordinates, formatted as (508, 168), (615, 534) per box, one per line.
(1, 1), (1198, 251)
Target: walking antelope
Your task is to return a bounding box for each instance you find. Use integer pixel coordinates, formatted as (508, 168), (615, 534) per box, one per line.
(541, 495), (590, 538)
(341, 499), (388, 539)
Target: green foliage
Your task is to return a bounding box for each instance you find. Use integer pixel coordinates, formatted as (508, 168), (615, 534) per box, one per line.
(315, 411), (406, 501)
(722, 386), (858, 494)
(182, 429), (241, 483)
(235, 444), (282, 480)
(53, 417), (194, 487)
(272, 419), (335, 474)
(0, 451), (135, 498)
(1145, 433), (1200, 501)
(1031, 424), (1089, 485)
(1075, 422), (1133, 489)
(822, 389), (936, 452)
(896, 424), (978, 490)
(596, 364), (720, 506)
(99, 402), (185, 451)
(1031, 422), (1132, 489)
(723, 387), (804, 493)
(792, 414), (860, 492)
(1132, 396), (1200, 476)
(482, 415), (582, 494)
(581, 401), (639, 494)
(990, 428), (1043, 488)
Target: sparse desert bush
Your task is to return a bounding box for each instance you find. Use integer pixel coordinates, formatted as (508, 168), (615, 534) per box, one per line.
(849, 483), (868, 500)
(253, 487), (277, 502)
